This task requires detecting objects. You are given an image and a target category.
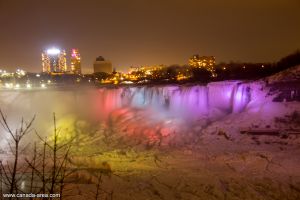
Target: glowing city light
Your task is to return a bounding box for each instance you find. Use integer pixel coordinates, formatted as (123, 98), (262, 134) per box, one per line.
(16, 69), (26, 76)
(26, 83), (32, 89)
(70, 49), (81, 74)
(41, 83), (46, 88)
(5, 83), (13, 88)
(47, 48), (61, 55)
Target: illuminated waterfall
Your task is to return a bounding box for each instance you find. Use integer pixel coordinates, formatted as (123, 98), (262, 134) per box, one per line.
(93, 81), (251, 120)
(0, 81), (251, 123)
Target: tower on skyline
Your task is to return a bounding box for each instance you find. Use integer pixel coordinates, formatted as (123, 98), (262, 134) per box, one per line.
(70, 49), (81, 74)
(93, 56), (112, 74)
(42, 48), (67, 73)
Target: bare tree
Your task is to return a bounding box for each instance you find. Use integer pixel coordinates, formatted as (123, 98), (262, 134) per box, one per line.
(93, 171), (113, 200)
(25, 113), (74, 199)
(0, 109), (35, 197)
(0, 111), (112, 199)
(29, 143), (37, 199)
(0, 160), (3, 200)
(95, 173), (102, 200)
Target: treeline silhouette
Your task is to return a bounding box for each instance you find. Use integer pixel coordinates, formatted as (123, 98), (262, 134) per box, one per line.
(132, 50), (300, 83)
(214, 50), (300, 81)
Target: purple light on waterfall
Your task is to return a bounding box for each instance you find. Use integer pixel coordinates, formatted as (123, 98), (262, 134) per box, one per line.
(91, 82), (251, 121)
(233, 84), (251, 113)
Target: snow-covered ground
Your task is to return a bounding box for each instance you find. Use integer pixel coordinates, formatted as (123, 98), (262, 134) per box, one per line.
(267, 65), (300, 83)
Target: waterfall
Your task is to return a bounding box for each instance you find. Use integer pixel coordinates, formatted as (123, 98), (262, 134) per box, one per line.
(92, 81), (251, 120)
(232, 83), (251, 113)
(0, 81), (252, 123)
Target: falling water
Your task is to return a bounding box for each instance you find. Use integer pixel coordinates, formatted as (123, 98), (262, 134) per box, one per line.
(91, 81), (251, 121)
(0, 81), (251, 124)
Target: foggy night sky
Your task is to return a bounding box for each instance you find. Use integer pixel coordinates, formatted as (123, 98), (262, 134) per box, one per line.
(0, 0), (299, 73)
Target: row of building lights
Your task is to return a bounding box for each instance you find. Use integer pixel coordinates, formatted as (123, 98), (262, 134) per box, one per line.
(3, 83), (46, 89)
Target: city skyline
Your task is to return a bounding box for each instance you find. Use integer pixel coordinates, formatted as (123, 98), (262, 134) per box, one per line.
(0, 0), (299, 73)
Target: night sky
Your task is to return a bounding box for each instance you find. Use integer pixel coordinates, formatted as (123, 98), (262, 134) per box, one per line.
(0, 0), (299, 73)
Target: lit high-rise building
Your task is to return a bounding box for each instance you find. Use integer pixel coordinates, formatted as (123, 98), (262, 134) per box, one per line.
(70, 49), (81, 74)
(42, 48), (67, 73)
